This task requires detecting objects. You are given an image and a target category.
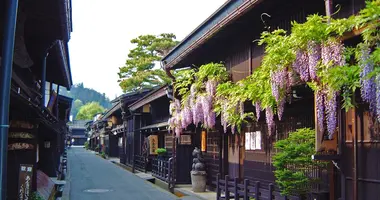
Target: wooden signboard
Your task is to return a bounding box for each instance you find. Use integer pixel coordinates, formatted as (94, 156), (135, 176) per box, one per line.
(148, 135), (158, 155)
(180, 135), (191, 145)
(201, 131), (206, 152)
(18, 164), (33, 200)
(165, 134), (173, 149)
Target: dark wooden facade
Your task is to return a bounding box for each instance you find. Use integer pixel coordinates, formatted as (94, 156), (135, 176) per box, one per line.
(1, 0), (73, 198)
(162, 0), (372, 199)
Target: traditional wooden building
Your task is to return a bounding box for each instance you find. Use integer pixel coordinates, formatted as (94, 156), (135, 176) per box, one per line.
(161, 0), (372, 199)
(128, 86), (180, 185)
(68, 120), (89, 146)
(91, 91), (150, 160)
(1, 0), (73, 198)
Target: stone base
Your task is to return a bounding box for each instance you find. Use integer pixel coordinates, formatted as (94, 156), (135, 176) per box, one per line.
(190, 171), (207, 192)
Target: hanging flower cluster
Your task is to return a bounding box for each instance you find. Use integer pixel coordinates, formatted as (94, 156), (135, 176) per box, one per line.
(168, 63), (228, 137)
(168, 99), (182, 137)
(170, 1), (380, 137)
(358, 45), (377, 117)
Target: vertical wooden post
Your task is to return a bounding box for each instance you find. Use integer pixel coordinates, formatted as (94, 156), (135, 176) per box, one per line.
(248, 44), (252, 75)
(225, 175), (230, 199)
(234, 177), (239, 200)
(244, 179), (249, 200)
(268, 183), (274, 200)
(351, 107), (358, 200)
(329, 162), (335, 200)
(315, 94), (322, 152)
(216, 174), (221, 200)
(255, 181), (260, 199)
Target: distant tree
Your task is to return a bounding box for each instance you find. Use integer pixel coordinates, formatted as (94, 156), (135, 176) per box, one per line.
(71, 99), (84, 118)
(118, 33), (179, 93)
(60, 83), (112, 110)
(76, 102), (105, 120)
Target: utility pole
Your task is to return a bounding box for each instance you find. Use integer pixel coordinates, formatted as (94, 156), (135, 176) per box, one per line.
(0, 0), (19, 199)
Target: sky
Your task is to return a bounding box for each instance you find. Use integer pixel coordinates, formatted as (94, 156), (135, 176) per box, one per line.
(68, 0), (227, 99)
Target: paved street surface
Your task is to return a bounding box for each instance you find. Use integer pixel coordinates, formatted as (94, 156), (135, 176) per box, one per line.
(67, 147), (196, 200)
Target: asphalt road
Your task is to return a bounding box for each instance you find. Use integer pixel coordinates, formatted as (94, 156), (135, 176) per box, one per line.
(67, 147), (193, 200)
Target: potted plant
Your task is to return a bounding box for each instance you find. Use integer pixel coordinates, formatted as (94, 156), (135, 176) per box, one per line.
(156, 148), (167, 157)
(190, 147), (207, 192)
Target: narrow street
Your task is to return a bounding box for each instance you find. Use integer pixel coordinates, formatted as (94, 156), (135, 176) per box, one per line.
(67, 147), (187, 200)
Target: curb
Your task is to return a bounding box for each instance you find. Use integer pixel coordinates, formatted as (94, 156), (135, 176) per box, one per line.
(61, 152), (71, 200)
(110, 161), (211, 200)
(173, 188), (212, 200)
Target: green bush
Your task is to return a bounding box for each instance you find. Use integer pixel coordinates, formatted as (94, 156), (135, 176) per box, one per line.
(84, 141), (89, 150)
(156, 148), (167, 156)
(95, 146), (99, 151)
(100, 151), (106, 159)
(30, 192), (44, 200)
(273, 128), (326, 196)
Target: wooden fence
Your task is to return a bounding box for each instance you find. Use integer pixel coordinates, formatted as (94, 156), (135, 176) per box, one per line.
(134, 155), (147, 172)
(151, 157), (174, 183)
(215, 174), (301, 200)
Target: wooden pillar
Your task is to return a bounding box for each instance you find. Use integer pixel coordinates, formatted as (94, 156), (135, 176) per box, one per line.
(351, 107), (358, 200)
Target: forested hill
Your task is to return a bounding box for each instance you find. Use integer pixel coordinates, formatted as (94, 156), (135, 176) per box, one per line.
(60, 83), (112, 118)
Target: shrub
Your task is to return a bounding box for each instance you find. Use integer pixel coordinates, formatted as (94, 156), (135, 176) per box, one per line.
(156, 148), (167, 156)
(100, 151), (106, 159)
(30, 192), (44, 200)
(84, 141), (89, 150)
(273, 128), (326, 196)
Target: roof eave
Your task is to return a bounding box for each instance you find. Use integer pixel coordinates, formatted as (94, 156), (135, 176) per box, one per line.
(163, 0), (262, 70)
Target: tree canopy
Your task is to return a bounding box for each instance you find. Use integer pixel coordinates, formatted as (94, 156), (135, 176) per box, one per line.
(71, 99), (84, 118)
(59, 83), (112, 118)
(118, 33), (179, 92)
(76, 102), (105, 120)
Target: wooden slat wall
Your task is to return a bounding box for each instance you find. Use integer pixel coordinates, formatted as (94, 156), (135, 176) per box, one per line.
(226, 44), (250, 82)
(204, 130), (220, 188)
(243, 97), (315, 189)
(342, 103), (380, 200)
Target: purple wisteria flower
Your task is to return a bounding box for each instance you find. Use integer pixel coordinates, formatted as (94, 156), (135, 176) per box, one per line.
(376, 75), (380, 122)
(206, 80), (217, 96)
(266, 108), (274, 136)
(359, 46), (377, 116)
(308, 41), (321, 80)
(326, 91), (337, 139)
(316, 90), (325, 136)
(255, 102), (261, 120)
(277, 99), (285, 121)
(293, 50), (309, 82)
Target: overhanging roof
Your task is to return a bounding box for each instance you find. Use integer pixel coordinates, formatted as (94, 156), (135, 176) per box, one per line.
(102, 90), (151, 119)
(129, 85), (167, 111)
(140, 122), (168, 130)
(162, 0), (262, 69)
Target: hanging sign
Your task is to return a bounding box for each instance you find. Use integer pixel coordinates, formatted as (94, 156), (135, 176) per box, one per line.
(8, 132), (35, 139)
(148, 135), (158, 155)
(10, 121), (35, 129)
(201, 131), (206, 151)
(8, 143), (34, 150)
(18, 164), (33, 200)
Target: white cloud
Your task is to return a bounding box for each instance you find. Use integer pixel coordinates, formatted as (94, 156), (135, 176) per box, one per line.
(68, 0), (227, 99)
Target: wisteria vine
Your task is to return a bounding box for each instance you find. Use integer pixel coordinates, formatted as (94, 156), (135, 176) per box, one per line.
(169, 1), (380, 137)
